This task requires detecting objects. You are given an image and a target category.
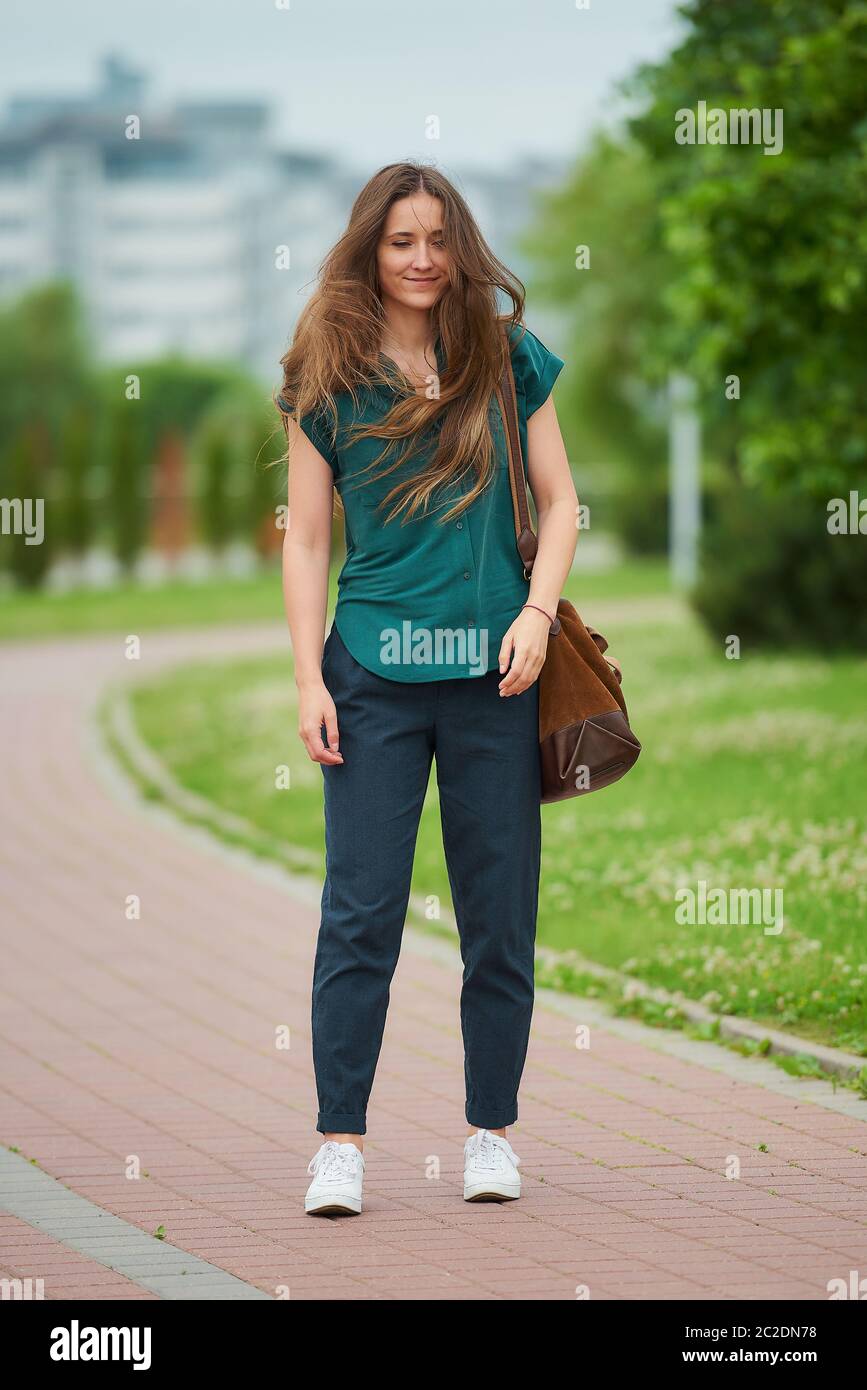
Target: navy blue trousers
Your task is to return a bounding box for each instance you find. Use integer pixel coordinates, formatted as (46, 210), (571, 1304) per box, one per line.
(313, 624), (542, 1135)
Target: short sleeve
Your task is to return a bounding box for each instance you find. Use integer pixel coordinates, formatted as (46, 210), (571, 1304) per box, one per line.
(276, 394), (338, 473)
(509, 325), (565, 417)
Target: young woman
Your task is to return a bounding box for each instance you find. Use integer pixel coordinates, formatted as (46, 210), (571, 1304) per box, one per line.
(276, 161), (577, 1215)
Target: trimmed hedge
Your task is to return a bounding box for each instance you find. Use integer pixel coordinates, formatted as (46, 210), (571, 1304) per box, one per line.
(692, 487), (867, 651)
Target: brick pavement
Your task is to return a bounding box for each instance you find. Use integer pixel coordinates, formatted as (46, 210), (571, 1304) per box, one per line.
(1, 623), (866, 1301)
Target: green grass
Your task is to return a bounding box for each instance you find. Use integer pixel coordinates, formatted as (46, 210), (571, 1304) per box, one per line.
(0, 556), (670, 641)
(0, 571), (287, 640)
(113, 561), (867, 1056)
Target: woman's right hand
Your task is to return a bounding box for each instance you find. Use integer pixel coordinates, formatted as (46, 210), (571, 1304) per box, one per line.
(297, 680), (344, 764)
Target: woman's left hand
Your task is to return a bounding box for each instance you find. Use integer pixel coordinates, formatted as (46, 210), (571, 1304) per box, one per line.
(497, 606), (552, 696)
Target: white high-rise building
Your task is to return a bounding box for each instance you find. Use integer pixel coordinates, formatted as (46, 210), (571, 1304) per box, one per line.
(0, 55), (567, 383)
(0, 55), (349, 381)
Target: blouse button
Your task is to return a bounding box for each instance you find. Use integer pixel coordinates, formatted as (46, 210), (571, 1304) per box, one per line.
(456, 521), (463, 530)
(463, 571), (471, 580)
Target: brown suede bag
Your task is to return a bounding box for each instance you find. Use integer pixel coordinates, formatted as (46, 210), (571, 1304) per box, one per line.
(494, 328), (641, 803)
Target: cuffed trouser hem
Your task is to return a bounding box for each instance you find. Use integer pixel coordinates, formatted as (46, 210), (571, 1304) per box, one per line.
(317, 1112), (366, 1136)
(466, 1104), (517, 1130)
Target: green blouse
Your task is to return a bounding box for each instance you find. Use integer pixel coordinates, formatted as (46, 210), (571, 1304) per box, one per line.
(283, 322), (565, 682)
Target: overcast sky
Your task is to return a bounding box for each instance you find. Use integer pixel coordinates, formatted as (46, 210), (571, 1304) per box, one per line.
(4, 0), (682, 172)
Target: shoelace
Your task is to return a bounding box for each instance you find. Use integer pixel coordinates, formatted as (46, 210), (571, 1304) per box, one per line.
(466, 1128), (520, 1171)
(307, 1141), (361, 1183)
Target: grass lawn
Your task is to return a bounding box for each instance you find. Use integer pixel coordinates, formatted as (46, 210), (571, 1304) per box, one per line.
(0, 555), (670, 641)
(0, 571), (289, 641)
(110, 561), (867, 1058)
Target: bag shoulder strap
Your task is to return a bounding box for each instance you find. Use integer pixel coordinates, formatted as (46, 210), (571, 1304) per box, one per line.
(494, 321), (611, 655)
(495, 320), (538, 579)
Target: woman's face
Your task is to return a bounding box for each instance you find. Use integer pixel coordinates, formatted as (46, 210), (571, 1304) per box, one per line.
(376, 194), (450, 312)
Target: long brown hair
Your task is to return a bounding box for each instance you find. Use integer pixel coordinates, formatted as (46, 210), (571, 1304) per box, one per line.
(276, 161), (526, 524)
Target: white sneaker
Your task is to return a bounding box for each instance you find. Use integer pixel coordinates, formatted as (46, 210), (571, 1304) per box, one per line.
(463, 1128), (521, 1202)
(305, 1140), (364, 1215)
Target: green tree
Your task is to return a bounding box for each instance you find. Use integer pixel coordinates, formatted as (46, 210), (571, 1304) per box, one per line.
(523, 133), (675, 550)
(0, 282), (91, 451)
(200, 431), (234, 556)
(106, 402), (148, 575)
(59, 404), (96, 558)
(191, 384), (258, 556)
(1, 424), (54, 588)
(249, 411), (286, 561)
(525, 134), (670, 472)
(628, 0), (867, 495)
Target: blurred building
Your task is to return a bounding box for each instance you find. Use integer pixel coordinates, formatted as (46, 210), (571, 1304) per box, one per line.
(0, 54), (566, 382)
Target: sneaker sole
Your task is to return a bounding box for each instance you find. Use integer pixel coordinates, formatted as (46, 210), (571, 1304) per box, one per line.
(305, 1196), (362, 1215)
(463, 1183), (520, 1202)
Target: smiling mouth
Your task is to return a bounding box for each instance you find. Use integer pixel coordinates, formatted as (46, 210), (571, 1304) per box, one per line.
(405, 276), (439, 283)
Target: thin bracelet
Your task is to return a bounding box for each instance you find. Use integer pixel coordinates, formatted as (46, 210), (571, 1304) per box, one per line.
(522, 602), (555, 626)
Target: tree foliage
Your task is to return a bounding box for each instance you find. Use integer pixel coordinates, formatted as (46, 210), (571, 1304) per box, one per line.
(526, 0), (867, 509)
(628, 0), (867, 495)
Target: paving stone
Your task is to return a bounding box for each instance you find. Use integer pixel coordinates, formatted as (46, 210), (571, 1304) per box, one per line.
(1, 624), (865, 1302)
